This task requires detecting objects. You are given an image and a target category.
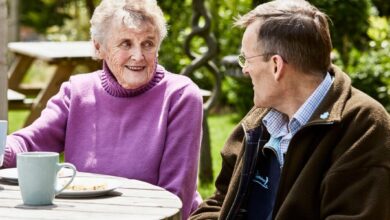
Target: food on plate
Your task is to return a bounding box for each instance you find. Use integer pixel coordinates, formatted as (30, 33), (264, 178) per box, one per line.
(64, 183), (107, 191)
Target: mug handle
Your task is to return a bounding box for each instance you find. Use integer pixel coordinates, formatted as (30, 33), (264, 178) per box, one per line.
(54, 163), (77, 195)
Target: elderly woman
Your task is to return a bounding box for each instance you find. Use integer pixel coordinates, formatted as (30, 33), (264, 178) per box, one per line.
(2, 0), (203, 218)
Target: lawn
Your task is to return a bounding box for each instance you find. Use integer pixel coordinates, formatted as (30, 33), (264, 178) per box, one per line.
(8, 110), (239, 199)
(198, 113), (239, 199)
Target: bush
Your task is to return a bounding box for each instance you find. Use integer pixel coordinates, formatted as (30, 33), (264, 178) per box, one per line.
(222, 77), (254, 117)
(345, 16), (390, 111)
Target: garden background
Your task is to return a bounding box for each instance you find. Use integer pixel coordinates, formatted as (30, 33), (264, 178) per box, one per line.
(3, 0), (390, 199)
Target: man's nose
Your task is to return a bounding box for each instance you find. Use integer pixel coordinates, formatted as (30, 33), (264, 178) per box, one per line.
(242, 66), (250, 76)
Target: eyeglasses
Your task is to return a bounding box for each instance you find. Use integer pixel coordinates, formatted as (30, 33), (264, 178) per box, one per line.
(237, 53), (268, 68)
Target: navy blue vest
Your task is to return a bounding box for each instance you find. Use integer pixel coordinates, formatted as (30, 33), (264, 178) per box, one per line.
(246, 146), (282, 220)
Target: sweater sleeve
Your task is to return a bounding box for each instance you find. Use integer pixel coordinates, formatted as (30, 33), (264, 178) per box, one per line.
(3, 82), (71, 167)
(157, 82), (203, 220)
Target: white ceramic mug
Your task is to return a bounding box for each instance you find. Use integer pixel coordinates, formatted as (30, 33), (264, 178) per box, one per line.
(0, 120), (7, 167)
(17, 152), (77, 206)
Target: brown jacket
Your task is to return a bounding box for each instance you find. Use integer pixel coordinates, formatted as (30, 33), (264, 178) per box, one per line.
(191, 66), (390, 220)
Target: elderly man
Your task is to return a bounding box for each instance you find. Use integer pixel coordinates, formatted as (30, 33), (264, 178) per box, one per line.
(191, 0), (390, 219)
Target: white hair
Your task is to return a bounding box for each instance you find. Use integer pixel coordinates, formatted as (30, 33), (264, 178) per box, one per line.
(90, 0), (167, 58)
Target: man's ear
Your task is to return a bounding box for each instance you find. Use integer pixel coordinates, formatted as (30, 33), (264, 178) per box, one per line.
(272, 55), (285, 81)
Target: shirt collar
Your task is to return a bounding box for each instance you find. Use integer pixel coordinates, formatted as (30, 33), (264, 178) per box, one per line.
(292, 72), (333, 129)
(263, 72), (333, 137)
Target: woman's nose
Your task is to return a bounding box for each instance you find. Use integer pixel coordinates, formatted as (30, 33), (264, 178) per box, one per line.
(130, 47), (144, 60)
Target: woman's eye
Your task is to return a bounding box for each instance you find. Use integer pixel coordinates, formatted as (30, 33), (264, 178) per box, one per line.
(120, 41), (131, 48)
(143, 41), (155, 50)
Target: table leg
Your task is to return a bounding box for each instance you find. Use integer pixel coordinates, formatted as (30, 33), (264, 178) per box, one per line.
(8, 54), (34, 92)
(83, 59), (102, 72)
(24, 62), (76, 126)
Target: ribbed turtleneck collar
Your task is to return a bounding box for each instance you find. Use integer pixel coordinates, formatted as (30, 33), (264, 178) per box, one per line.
(100, 61), (164, 97)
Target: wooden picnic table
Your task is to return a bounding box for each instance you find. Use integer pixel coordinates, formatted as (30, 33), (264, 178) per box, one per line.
(7, 41), (101, 126)
(0, 171), (182, 220)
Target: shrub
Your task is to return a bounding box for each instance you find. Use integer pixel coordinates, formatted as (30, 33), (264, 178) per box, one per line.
(345, 16), (390, 111)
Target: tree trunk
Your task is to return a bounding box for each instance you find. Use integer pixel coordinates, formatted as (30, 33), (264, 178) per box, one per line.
(8, 0), (18, 42)
(0, 0), (8, 120)
(199, 110), (213, 184)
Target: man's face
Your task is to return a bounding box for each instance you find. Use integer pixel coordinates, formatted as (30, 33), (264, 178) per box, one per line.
(241, 20), (278, 108)
(98, 21), (159, 89)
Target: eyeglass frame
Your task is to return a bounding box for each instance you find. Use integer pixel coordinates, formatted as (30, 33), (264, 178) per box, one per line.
(237, 53), (269, 68)
(237, 53), (287, 68)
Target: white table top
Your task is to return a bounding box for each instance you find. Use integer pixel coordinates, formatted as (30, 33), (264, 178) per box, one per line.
(0, 171), (182, 220)
(8, 41), (95, 61)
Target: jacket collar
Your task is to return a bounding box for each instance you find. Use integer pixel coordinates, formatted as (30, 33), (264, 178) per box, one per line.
(241, 65), (351, 131)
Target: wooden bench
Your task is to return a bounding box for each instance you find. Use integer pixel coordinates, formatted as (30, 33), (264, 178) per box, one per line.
(7, 89), (33, 110)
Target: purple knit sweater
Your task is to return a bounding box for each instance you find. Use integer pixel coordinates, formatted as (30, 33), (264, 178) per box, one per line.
(4, 63), (203, 219)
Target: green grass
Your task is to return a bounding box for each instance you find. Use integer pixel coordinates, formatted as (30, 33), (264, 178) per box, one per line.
(8, 110), (29, 133)
(8, 110), (239, 199)
(198, 113), (239, 199)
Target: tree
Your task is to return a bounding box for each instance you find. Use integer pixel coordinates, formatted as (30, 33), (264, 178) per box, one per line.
(310, 0), (372, 66)
(0, 0), (7, 120)
(371, 0), (390, 16)
(20, 0), (72, 34)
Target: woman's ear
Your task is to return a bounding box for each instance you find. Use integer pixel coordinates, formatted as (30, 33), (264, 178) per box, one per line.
(93, 40), (103, 59)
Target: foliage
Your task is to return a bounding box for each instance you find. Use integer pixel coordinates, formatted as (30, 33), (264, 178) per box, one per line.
(158, 0), (192, 74)
(20, 0), (73, 34)
(16, 0), (390, 116)
(222, 77), (254, 117)
(344, 16), (390, 111)
(371, 0), (390, 16)
(160, 0), (253, 115)
(45, 1), (91, 42)
(20, 0), (92, 41)
(158, 0), (250, 85)
(309, 0), (372, 65)
(222, 0), (390, 117)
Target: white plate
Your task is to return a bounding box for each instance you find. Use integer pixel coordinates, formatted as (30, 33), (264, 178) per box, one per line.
(57, 176), (123, 198)
(0, 168), (18, 184)
(0, 167), (75, 184)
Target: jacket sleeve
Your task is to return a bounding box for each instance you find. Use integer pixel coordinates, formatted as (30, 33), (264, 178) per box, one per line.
(321, 167), (390, 220)
(320, 102), (390, 220)
(190, 160), (235, 220)
(3, 82), (71, 167)
(157, 82), (203, 220)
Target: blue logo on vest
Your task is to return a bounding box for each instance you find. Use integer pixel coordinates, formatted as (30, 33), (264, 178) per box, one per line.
(253, 171), (269, 189)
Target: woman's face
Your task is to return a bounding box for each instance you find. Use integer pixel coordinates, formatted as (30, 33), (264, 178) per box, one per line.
(97, 21), (159, 89)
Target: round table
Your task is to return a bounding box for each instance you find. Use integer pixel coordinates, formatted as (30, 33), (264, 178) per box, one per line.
(0, 171), (182, 220)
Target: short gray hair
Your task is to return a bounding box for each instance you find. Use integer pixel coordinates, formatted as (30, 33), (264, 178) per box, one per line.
(235, 0), (332, 75)
(90, 0), (167, 47)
